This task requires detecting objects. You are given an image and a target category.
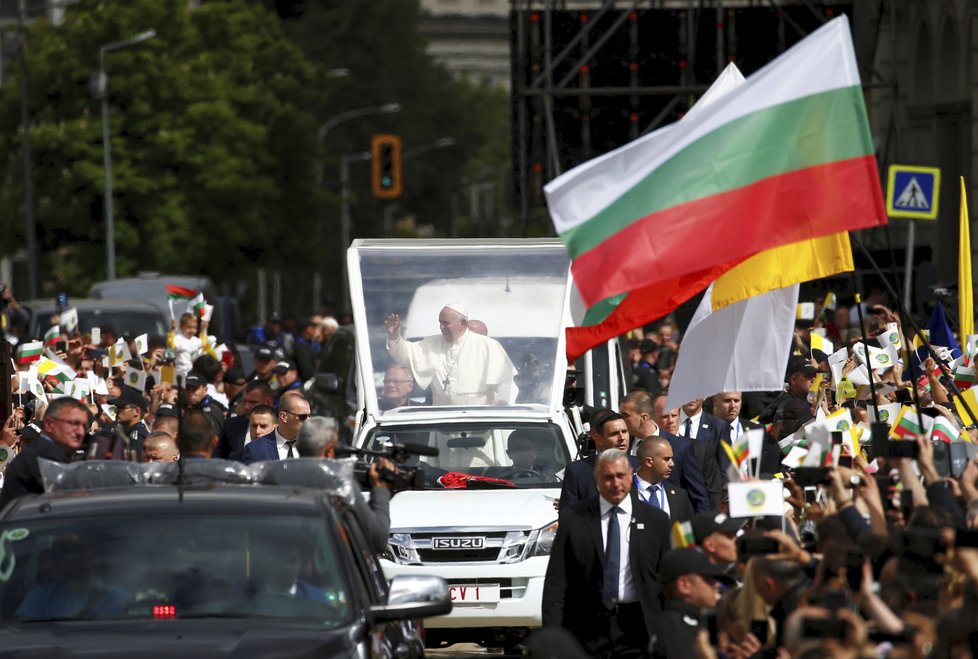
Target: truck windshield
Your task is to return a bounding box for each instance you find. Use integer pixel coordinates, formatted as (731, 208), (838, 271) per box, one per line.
(352, 242), (570, 410)
(0, 515), (352, 626)
(365, 422), (570, 489)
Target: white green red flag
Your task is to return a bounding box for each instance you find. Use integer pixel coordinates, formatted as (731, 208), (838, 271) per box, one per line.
(43, 325), (60, 348)
(16, 341), (43, 365)
(890, 406), (931, 440)
(546, 16), (886, 361)
(930, 415), (961, 444)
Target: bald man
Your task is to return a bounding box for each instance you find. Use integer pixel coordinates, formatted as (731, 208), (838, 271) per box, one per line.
(384, 303), (518, 406)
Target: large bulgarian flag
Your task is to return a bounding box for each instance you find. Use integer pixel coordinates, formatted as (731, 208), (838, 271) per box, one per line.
(546, 16), (887, 362)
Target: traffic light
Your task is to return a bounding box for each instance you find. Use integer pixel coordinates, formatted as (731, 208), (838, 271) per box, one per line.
(371, 134), (402, 199)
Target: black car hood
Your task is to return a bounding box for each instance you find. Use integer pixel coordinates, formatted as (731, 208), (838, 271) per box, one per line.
(0, 620), (360, 658)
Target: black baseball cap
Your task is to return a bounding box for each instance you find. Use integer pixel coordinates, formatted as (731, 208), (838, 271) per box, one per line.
(18, 421), (42, 443)
(155, 403), (179, 419)
(225, 365), (246, 385)
(254, 342), (282, 361)
(786, 357), (818, 379)
(184, 372), (207, 389)
(108, 386), (148, 412)
(692, 511), (745, 544)
(273, 358), (297, 374)
(659, 548), (735, 585)
(639, 339), (660, 355)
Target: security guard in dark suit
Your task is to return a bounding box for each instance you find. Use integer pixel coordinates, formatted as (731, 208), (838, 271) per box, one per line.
(648, 548), (734, 658)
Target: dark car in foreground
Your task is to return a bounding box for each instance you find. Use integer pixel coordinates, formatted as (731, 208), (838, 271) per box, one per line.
(0, 480), (449, 657)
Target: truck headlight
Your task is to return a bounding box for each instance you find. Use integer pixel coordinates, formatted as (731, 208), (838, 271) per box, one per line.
(530, 521), (559, 556)
(384, 533), (420, 564)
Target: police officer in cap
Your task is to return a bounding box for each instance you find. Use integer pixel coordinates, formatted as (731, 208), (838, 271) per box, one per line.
(272, 358), (303, 404)
(182, 371), (226, 433)
(648, 547), (733, 658)
(104, 386), (151, 460)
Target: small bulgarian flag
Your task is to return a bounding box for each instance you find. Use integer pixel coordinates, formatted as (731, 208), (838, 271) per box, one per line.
(671, 521), (696, 549)
(43, 325), (60, 348)
(890, 406), (923, 440)
(929, 415), (961, 444)
(166, 284), (199, 320)
(954, 365), (977, 389)
(189, 293), (207, 318)
(16, 341), (43, 365)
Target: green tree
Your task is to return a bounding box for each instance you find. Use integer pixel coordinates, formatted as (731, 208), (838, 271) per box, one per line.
(0, 0), (320, 297)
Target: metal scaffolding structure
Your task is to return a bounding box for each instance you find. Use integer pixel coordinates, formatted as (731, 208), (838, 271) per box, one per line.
(511, 0), (875, 235)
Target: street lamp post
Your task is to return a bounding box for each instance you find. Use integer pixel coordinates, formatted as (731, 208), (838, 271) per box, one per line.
(340, 150), (372, 311)
(314, 103), (400, 312)
(98, 28), (155, 281)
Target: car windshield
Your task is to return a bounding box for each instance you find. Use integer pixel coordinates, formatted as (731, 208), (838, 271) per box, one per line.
(0, 514), (352, 626)
(364, 422), (570, 489)
(351, 241), (570, 411)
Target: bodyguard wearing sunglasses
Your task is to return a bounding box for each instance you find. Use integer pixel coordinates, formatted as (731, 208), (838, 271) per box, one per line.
(239, 392), (311, 464)
(0, 397), (91, 509)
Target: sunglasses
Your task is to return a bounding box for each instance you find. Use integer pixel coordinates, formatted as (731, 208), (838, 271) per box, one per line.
(282, 410), (310, 421)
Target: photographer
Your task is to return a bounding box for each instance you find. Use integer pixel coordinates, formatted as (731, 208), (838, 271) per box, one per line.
(295, 416), (393, 553)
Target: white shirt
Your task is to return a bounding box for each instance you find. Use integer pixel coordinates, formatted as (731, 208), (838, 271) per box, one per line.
(387, 329), (519, 406)
(275, 429), (298, 460)
(727, 417), (743, 442)
(678, 410), (702, 439)
(629, 421), (660, 456)
(598, 494), (638, 604)
(635, 474), (671, 518)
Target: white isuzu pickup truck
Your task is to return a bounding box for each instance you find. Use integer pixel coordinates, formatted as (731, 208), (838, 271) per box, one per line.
(347, 239), (628, 653)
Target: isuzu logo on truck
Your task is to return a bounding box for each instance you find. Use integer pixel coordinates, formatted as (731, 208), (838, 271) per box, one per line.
(432, 536), (485, 549)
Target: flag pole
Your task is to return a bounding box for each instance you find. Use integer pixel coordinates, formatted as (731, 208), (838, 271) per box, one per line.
(848, 284), (882, 423)
(850, 233), (978, 429)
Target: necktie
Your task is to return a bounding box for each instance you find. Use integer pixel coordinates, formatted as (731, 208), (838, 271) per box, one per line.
(602, 506), (621, 609)
(285, 440), (295, 458)
(684, 418), (692, 437)
(647, 485), (661, 509)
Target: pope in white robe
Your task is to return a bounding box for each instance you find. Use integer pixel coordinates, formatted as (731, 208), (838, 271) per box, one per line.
(385, 303), (519, 406)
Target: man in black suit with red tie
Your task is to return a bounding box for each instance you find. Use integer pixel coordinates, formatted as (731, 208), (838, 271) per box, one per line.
(543, 449), (672, 658)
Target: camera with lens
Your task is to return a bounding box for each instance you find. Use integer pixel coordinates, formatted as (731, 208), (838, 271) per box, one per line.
(336, 442), (438, 493)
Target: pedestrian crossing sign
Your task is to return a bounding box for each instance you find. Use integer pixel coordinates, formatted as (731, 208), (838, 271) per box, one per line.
(886, 164), (941, 220)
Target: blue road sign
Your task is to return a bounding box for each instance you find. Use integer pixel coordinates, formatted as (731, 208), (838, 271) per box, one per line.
(886, 165), (940, 220)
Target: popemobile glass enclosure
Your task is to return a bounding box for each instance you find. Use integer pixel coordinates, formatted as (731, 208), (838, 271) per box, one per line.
(346, 239), (573, 416)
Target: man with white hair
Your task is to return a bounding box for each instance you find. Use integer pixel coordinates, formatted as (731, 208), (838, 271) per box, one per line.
(384, 303), (518, 406)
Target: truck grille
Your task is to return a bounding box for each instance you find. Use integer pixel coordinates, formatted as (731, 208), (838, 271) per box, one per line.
(390, 530), (531, 565)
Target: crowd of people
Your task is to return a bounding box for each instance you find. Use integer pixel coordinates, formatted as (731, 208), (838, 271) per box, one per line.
(540, 291), (978, 658)
(4, 279), (978, 657)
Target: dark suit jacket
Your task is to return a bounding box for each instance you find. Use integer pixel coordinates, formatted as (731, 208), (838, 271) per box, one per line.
(560, 454), (640, 510)
(216, 415), (249, 460)
(631, 480), (694, 525)
(684, 412), (727, 507)
(542, 496), (671, 651)
(659, 431), (711, 514)
(239, 435), (279, 464)
(0, 436), (77, 510)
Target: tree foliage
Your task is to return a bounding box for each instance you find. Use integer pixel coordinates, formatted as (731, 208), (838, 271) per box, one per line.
(0, 0), (319, 295)
(0, 0), (514, 310)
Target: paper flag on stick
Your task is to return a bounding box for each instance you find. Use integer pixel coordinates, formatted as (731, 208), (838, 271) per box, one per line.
(728, 480), (785, 518)
(134, 334), (149, 356)
(59, 307), (78, 334)
(125, 369), (147, 392)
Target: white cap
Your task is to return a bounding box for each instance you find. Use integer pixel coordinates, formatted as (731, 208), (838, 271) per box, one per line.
(443, 303), (469, 319)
